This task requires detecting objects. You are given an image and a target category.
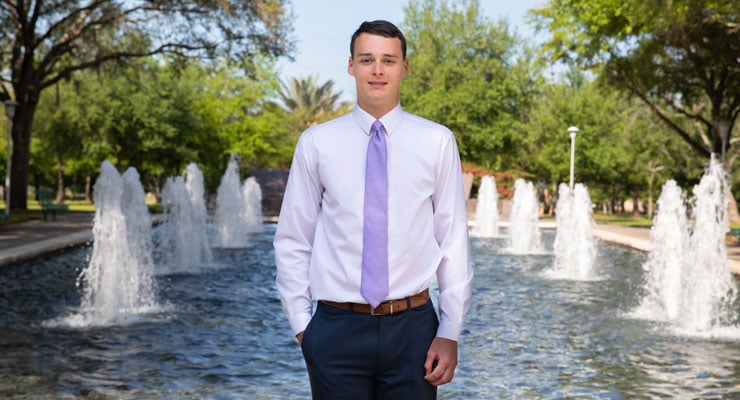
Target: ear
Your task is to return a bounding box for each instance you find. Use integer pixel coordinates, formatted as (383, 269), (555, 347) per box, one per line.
(348, 56), (355, 77)
(402, 58), (409, 78)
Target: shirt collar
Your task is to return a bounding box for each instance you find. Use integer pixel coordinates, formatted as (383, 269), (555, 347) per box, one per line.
(353, 104), (403, 136)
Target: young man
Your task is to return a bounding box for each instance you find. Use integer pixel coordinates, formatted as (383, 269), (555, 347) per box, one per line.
(274, 20), (473, 399)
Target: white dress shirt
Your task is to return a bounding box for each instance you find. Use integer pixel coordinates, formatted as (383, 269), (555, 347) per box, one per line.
(274, 104), (473, 341)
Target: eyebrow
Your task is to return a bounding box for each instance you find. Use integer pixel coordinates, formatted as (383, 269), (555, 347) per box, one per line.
(357, 52), (400, 59)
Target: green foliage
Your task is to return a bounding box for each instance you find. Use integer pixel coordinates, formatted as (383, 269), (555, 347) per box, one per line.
(1, 0), (294, 209)
(401, 0), (542, 172)
(199, 59), (297, 185)
(15, 0), (736, 217)
(30, 57), (296, 195)
(278, 75), (349, 129)
(525, 70), (701, 206)
(531, 0), (739, 163)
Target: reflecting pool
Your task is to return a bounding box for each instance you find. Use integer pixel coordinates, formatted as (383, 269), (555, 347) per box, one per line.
(1, 226), (738, 399)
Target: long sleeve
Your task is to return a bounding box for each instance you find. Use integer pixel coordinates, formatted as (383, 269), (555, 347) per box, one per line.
(432, 133), (473, 340)
(274, 132), (322, 335)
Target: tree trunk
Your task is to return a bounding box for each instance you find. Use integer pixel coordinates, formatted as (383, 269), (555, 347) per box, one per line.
(611, 185), (618, 214)
(9, 99), (38, 210)
(632, 186), (640, 217)
(85, 174), (92, 202)
(56, 161), (66, 203)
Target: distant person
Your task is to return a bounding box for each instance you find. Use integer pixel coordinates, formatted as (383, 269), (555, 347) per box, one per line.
(548, 190), (557, 216)
(535, 177), (548, 217)
(273, 20), (473, 399)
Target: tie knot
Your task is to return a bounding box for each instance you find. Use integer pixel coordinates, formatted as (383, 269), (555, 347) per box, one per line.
(371, 120), (384, 135)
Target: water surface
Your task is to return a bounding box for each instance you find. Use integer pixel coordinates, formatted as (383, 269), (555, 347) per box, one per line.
(1, 226), (739, 399)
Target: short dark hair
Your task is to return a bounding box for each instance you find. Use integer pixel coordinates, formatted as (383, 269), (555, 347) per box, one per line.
(350, 20), (407, 59)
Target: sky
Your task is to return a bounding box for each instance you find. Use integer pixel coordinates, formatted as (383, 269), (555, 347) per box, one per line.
(277, 0), (547, 103)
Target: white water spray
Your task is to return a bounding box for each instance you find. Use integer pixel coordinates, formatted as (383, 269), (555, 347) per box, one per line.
(242, 176), (264, 233)
(185, 162), (213, 260)
(213, 155), (248, 248)
(508, 178), (542, 253)
(634, 180), (689, 320)
(548, 183), (598, 280)
(632, 157), (739, 336)
(59, 161), (161, 327)
(158, 163), (213, 272)
(213, 155), (264, 247)
(683, 158), (738, 332)
(471, 175), (499, 238)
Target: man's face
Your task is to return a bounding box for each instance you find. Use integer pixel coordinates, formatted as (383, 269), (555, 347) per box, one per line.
(348, 33), (409, 116)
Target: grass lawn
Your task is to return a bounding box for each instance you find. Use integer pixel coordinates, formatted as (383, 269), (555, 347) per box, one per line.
(3, 200), (740, 232)
(593, 213), (653, 228)
(0, 199), (94, 225)
(592, 212), (740, 232)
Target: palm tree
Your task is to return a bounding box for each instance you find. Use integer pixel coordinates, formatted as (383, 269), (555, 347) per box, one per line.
(278, 75), (348, 128)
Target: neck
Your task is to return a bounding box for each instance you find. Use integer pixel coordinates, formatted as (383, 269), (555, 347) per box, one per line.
(358, 101), (397, 119)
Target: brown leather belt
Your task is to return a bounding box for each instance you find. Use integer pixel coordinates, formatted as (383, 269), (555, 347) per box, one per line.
(321, 289), (430, 316)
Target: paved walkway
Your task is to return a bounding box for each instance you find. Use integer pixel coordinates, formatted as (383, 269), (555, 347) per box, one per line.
(592, 224), (740, 274)
(0, 212), (94, 266)
(1, 213), (739, 275)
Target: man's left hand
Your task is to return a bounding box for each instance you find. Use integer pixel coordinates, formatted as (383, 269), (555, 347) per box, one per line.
(423, 337), (458, 386)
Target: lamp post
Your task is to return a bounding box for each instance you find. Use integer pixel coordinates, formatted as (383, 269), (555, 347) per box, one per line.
(3, 100), (18, 216)
(568, 126), (579, 189)
(718, 120), (730, 162)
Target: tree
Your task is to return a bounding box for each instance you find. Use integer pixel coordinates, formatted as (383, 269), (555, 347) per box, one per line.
(278, 75), (349, 130)
(530, 0), (739, 169)
(525, 68), (692, 214)
(0, 0), (294, 209)
(400, 0), (541, 172)
(30, 81), (86, 202)
(201, 60), (299, 178)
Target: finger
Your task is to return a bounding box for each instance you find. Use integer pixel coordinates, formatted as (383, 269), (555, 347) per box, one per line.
(439, 366), (455, 385)
(423, 353), (437, 375)
(424, 358), (447, 382)
(427, 365), (455, 386)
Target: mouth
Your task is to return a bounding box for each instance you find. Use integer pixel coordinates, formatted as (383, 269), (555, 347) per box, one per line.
(368, 81), (387, 88)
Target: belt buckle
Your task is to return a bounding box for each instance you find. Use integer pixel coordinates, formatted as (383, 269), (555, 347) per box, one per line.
(370, 301), (393, 316)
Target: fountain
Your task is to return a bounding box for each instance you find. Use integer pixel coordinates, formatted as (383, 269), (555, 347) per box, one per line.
(9, 223), (738, 397)
(633, 158), (739, 336)
(49, 161), (161, 327)
(547, 183), (598, 280)
(213, 155), (250, 248)
(158, 163), (213, 272)
(3, 158), (739, 398)
(185, 162), (213, 257)
(633, 180), (688, 321)
(471, 175), (499, 238)
(508, 178), (542, 253)
(242, 176), (264, 234)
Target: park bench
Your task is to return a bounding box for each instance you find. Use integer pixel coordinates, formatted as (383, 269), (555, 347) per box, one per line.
(38, 188), (68, 221)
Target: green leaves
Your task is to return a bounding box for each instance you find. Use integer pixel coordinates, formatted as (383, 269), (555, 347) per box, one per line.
(401, 0), (540, 171)
(531, 0), (738, 163)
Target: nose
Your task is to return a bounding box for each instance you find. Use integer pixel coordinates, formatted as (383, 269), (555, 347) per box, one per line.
(372, 62), (383, 76)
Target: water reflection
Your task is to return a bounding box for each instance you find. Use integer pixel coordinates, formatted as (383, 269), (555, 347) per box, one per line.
(0, 227), (738, 398)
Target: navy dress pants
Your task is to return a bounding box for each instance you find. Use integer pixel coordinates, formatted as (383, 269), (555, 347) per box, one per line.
(301, 299), (439, 400)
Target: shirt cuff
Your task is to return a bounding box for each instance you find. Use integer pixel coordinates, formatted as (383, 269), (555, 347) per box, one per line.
(289, 312), (312, 336)
(436, 319), (462, 341)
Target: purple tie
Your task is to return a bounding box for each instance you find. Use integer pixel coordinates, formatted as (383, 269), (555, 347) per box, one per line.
(361, 120), (389, 308)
